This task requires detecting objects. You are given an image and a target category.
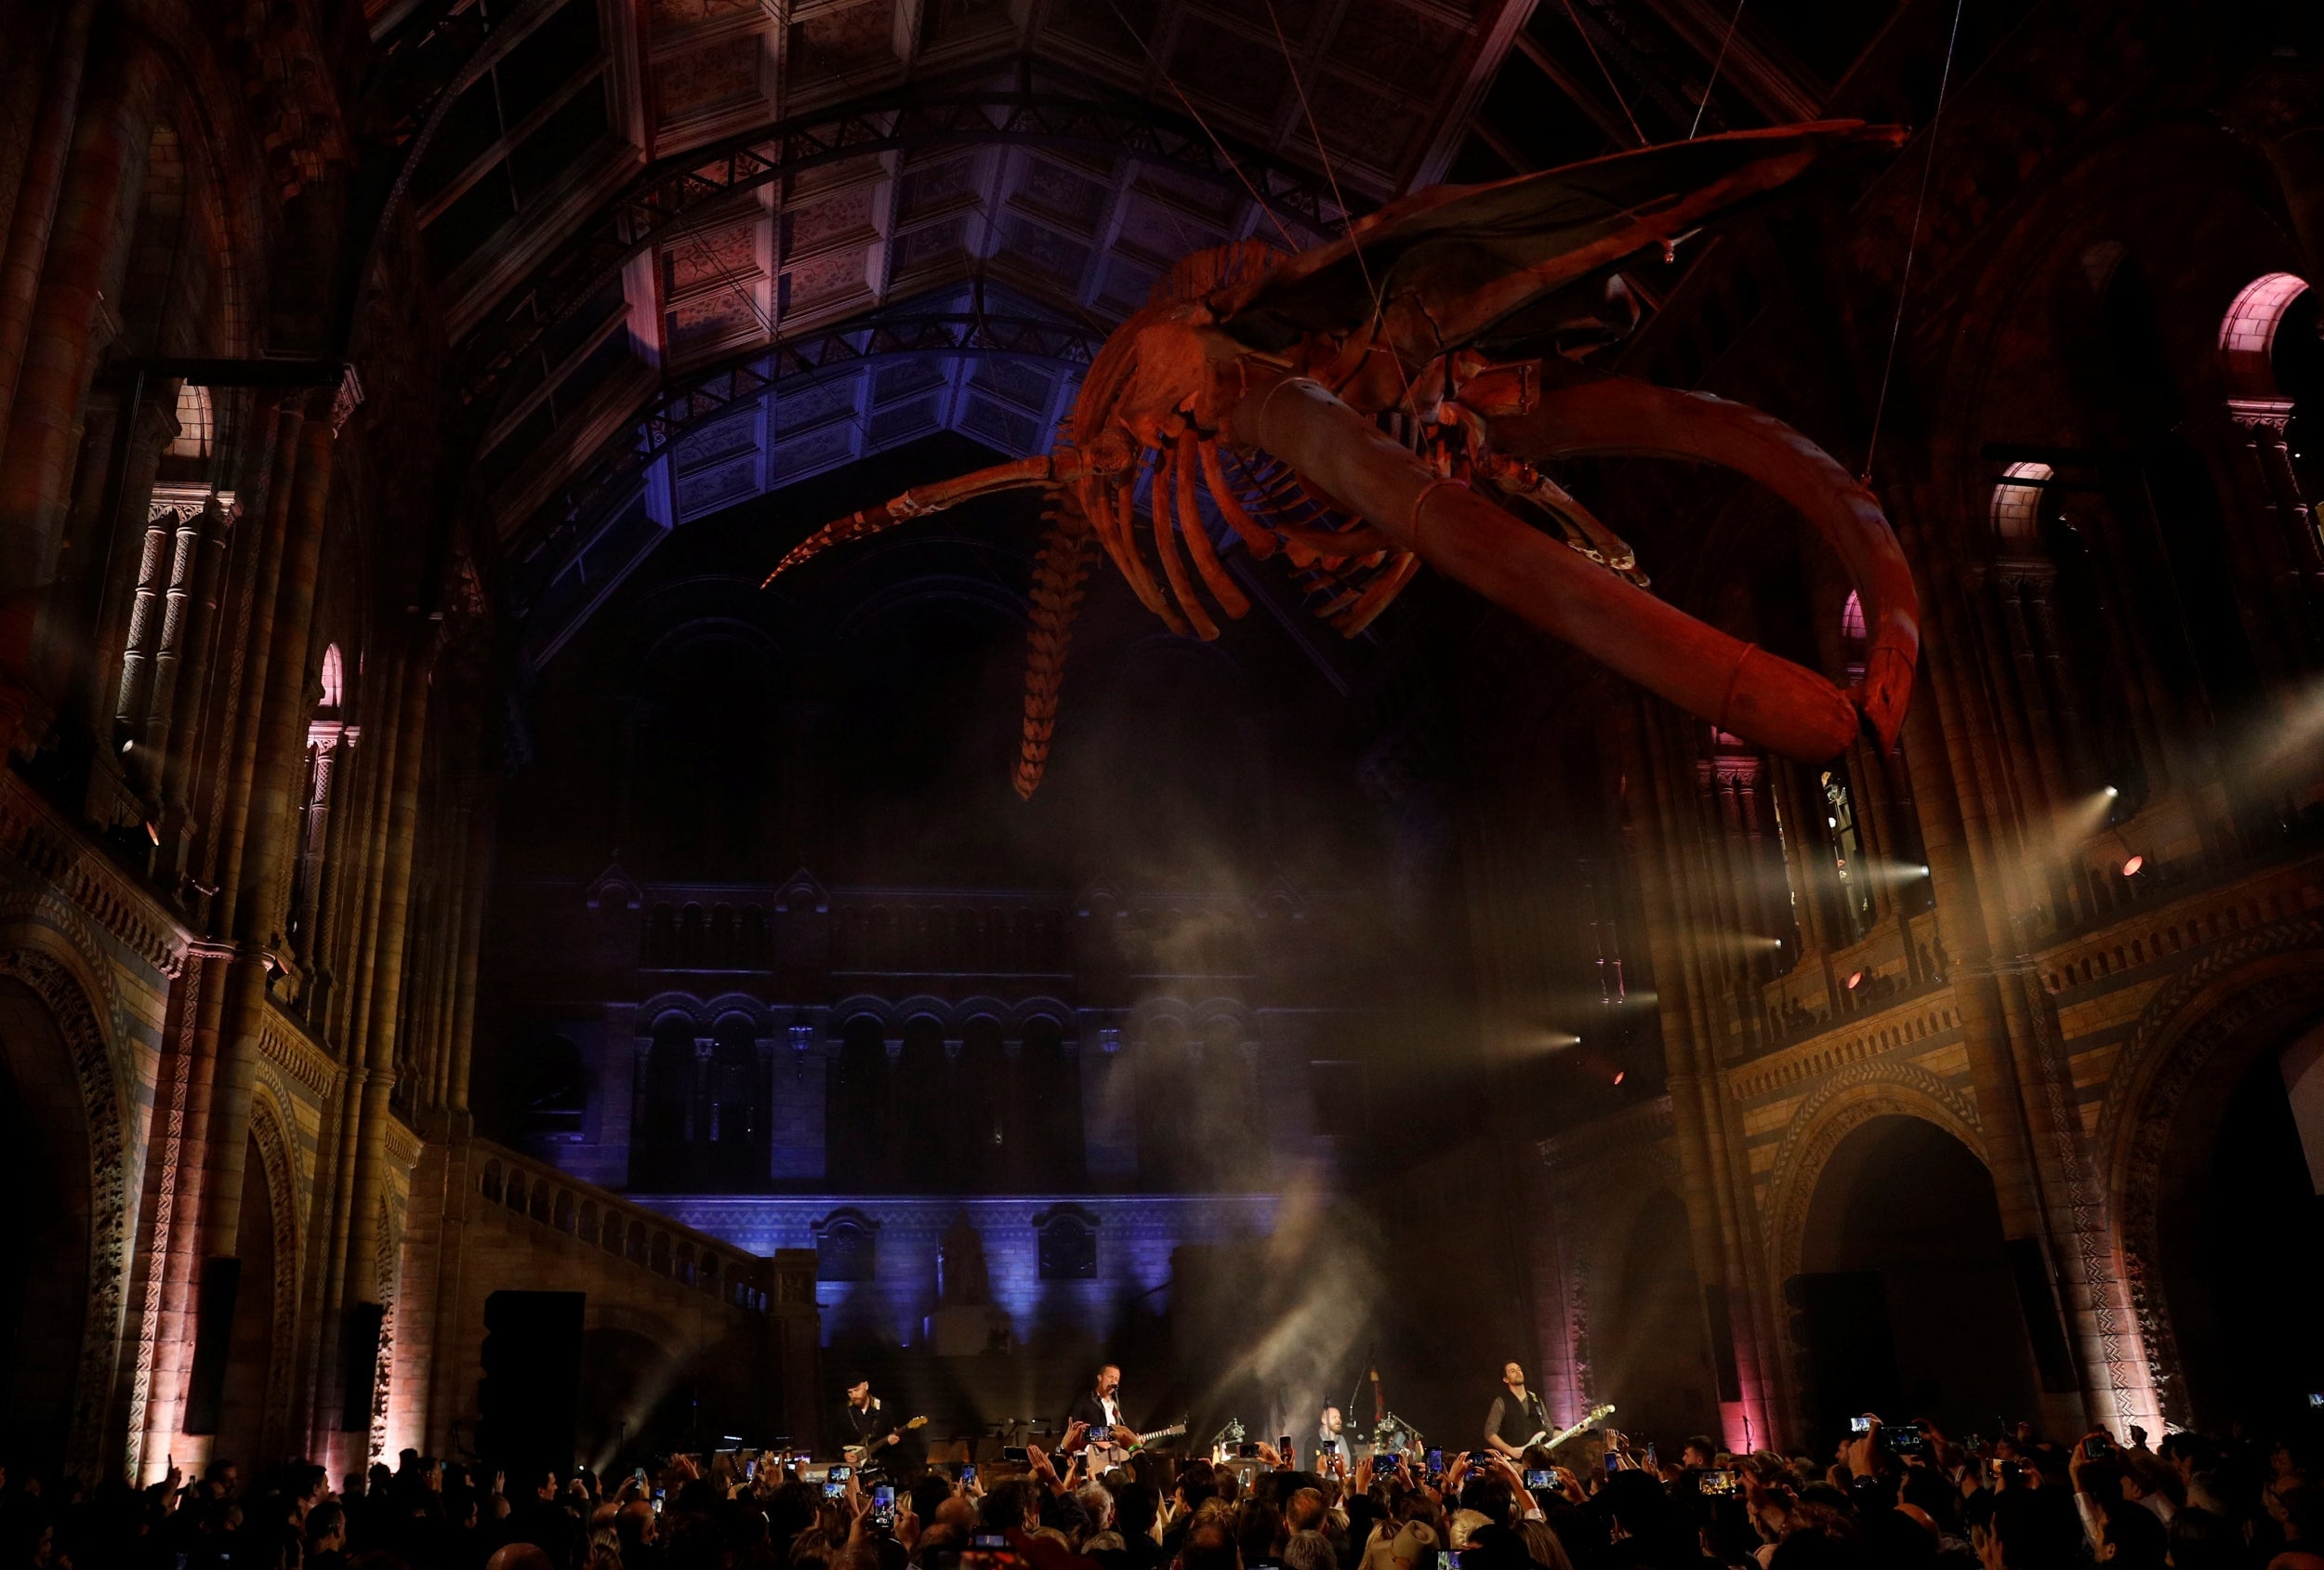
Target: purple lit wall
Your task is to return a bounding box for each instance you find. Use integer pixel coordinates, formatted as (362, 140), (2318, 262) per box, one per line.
(638, 1194), (1277, 1349)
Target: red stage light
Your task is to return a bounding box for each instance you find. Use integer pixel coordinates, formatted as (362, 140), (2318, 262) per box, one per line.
(2121, 854), (2144, 877)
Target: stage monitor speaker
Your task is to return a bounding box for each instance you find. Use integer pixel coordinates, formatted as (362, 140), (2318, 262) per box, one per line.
(476, 1289), (587, 1472)
(341, 1300), (386, 1431)
(182, 1256), (242, 1433)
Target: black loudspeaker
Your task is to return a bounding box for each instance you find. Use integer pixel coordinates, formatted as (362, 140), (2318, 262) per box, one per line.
(1781, 1271), (1897, 1438)
(183, 1256), (243, 1433)
(342, 1301), (386, 1431)
(476, 1289), (587, 1474)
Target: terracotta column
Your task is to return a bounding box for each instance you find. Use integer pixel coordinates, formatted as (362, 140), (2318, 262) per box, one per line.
(1627, 705), (1780, 1448)
(297, 640), (409, 1448)
(1907, 616), (2108, 1437)
(0, 38), (152, 750)
(204, 413), (337, 1247)
(442, 798), (493, 1120)
(184, 411), (335, 1431)
(332, 636), (432, 1442)
(155, 406), (303, 1442)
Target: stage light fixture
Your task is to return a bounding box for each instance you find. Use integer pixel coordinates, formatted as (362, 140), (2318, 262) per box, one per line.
(1846, 970), (1864, 989)
(2122, 854), (2145, 877)
(1612, 1070), (1626, 1086)
(2105, 785), (2119, 798)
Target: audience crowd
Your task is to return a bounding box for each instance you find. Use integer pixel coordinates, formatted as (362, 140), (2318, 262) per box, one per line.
(0, 1412), (2317, 1570)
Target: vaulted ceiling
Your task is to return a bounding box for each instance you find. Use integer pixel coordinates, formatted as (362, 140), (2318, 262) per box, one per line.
(374, 0), (1903, 665)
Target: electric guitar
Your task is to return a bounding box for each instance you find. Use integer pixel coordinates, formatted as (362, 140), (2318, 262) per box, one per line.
(1072, 1419), (1187, 1470)
(843, 1414), (929, 1463)
(1516, 1404), (1616, 1457)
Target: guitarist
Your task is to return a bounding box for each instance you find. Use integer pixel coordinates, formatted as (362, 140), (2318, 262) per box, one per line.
(839, 1379), (903, 1461)
(1483, 1362), (1551, 1463)
(1064, 1364), (1138, 1461)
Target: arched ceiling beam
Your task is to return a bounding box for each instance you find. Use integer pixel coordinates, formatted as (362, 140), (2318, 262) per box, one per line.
(517, 307), (1103, 589)
(509, 301), (1103, 668)
(455, 73), (1352, 436)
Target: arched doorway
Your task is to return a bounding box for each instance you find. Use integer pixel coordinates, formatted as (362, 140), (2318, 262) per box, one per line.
(213, 1130), (280, 1468)
(1600, 1190), (1719, 1447)
(1790, 1115), (2040, 1440)
(2151, 1023), (2324, 1428)
(0, 977), (96, 1463)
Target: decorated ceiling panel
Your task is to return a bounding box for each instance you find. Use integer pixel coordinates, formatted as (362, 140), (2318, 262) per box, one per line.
(397, 0), (1882, 664)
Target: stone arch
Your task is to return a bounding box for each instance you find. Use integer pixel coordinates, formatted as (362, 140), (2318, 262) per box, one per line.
(1009, 996), (1075, 1038)
(2094, 926), (2324, 1423)
(833, 574), (1031, 646)
(1764, 1064), (1987, 1288)
(2218, 271), (2311, 403)
(0, 941), (132, 1474)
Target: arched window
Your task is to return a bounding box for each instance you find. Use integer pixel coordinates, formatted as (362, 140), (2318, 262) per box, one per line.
(1021, 1017), (1083, 1186)
(166, 382), (213, 462)
(2218, 272), (2311, 404)
(1988, 463), (2053, 548)
(636, 1017), (698, 1189)
(709, 1018), (764, 1185)
(2220, 272), (2324, 548)
(521, 1035), (587, 1143)
(826, 1018), (888, 1187)
(318, 643), (344, 709)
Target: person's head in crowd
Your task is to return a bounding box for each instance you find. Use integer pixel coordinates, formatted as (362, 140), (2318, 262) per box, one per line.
(1115, 1481), (1161, 1539)
(1281, 1529), (1335, 1570)
(1233, 1497), (1281, 1564)
(1283, 1486), (1325, 1536)
(1767, 1526), (1854, 1570)
(1179, 1518), (1242, 1570)
(2271, 1483), (2322, 1546)
(1682, 1436), (1718, 1471)
(1176, 1461), (1216, 1512)
(1977, 1485), (2079, 1569)
(205, 1458), (240, 1499)
(911, 1475), (952, 1526)
(1858, 1497), (1938, 1569)
(614, 1499), (654, 1553)
(1597, 1470), (1684, 1550)
(487, 1546), (556, 1570)
(1077, 1481), (1116, 1534)
(308, 1502), (348, 1553)
(2099, 1497), (2169, 1567)
(1458, 1523), (1531, 1570)
(1461, 1477), (1518, 1533)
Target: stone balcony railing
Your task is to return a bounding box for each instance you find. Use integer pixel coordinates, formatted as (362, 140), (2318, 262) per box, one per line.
(471, 1138), (769, 1313)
